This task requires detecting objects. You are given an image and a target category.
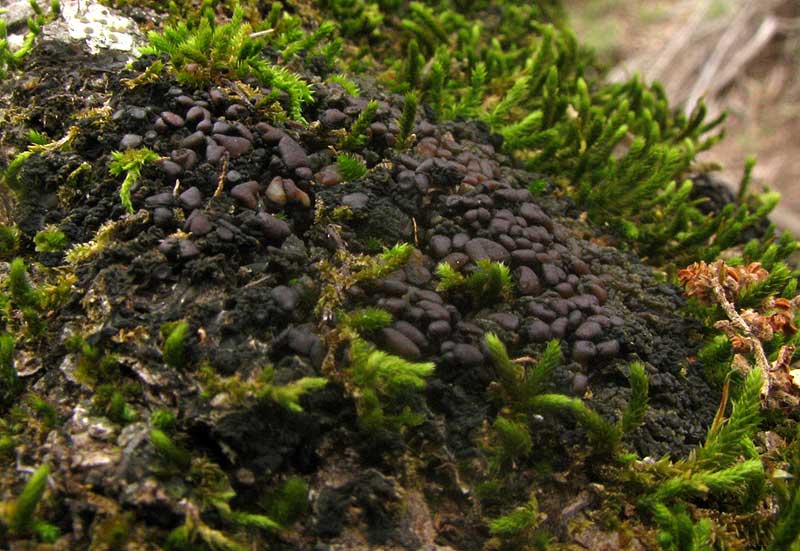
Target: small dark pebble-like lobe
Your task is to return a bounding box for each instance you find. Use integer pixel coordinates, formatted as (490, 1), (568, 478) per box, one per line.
(295, 167), (312, 181)
(161, 160), (183, 179)
(234, 123), (254, 142)
(145, 192), (174, 208)
(185, 105), (210, 125)
(428, 320), (452, 338)
(342, 192), (369, 209)
(568, 309), (584, 329)
(528, 303), (556, 323)
(453, 344), (483, 367)
(418, 300), (450, 321)
(158, 238), (178, 257)
(526, 320), (552, 343)
(549, 298), (570, 317)
(171, 149), (198, 170)
(381, 297), (407, 314)
(154, 117), (168, 133)
(225, 103), (248, 119)
(414, 289), (444, 304)
(178, 239), (200, 260)
(179, 187), (203, 211)
(196, 119), (213, 134)
(321, 108), (347, 128)
(584, 283), (608, 305)
(209, 88), (226, 106)
(572, 340), (597, 363)
(597, 339), (620, 358)
(542, 264), (565, 286)
(518, 202), (553, 230)
(429, 235), (452, 259)
(278, 136), (309, 170)
(416, 120), (436, 137)
(488, 312), (520, 331)
(516, 266), (541, 296)
(511, 249), (538, 267)
(206, 144), (226, 164)
(128, 106), (147, 120)
(256, 211), (291, 242)
(187, 212), (212, 236)
(315, 167), (341, 187)
(489, 218), (511, 236)
(213, 121), (234, 135)
(282, 179), (310, 208)
(226, 170), (242, 184)
(575, 321), (603, 341)
(572, 258), (590, 275)
(551, 317), (568, 339)
(255, 123), (286, 145)
(161, 111), (185, 128)
(586, 314), (611, 329)
(213, 134), (252, 158)
(216, 225), (234, 241)
(572, 373), (589, 395)
(452, 233), (470, 249)
(380, 279), (409, 296)
(119, 134), (142, 149)
(153, 207), (174, 229)
(405, 265), (432, 286)
(271, 285), (299, 312)
(176, 95), (194, 107)
(555, 282), (575, 298)
(442, 252), (469, 269)
(396, 170), (416, 191)
(498, 235), (516, 252)
(381, 328), (421, 360)
(369, 121), (387, 137)
(393, 321), (428, 349)
(465, 238), (511, 263)
(180, 131), (207, 151)
(231, 180), (260, 206)
(415, 173), (429, 191)
(572, 294), (599, 311)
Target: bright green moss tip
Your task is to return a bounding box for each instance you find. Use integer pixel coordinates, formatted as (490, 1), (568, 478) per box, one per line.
(34, 225), (68, 253)
(162, 321), (190, 369)
(8, 464), (50, 536)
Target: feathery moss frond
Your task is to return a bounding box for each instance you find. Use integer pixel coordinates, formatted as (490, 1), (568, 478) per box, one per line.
(336, 153), (368, 181)
(620, 362), (649, 435)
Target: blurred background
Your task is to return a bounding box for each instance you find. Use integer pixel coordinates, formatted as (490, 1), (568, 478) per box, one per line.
(564, 0), (800, 234)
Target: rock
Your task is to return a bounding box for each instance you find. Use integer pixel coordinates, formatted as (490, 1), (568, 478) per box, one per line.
(516, 266), (541, 296)
(179, 131), (206, 150)
(487, 312), (519, 331)
(321, 108), (347, 128)
(278, 136), (309, 170)
(119, 133), (142, 149)
(381, 328), (421, 360)
(575, 321), (603, 341)
(160, 111), (184, 128)
(185, 106), (210, 124)
(256, 211), (291, 242)
(342, 192), (369, 209)
(405, 265), (432, 286)
(266, 177), (287, 205)
(572, 341), (597, 363)
(464, 238), (511, 263)
(179, 187), (203, 211)
(572, 374), (589, 395)
(177, 239), (200, 260)
(171, 148), (198, 170)
(427, 320), (451, 338)
(597, 339), (620, 357)
(152, 207), (173, 229)
(160, 160), (183, 179)
(187, 212), (212, 236)
(526, 320), (551, 343)
(393, 321), (428, 349)
(271, 286), (299, 312)
(231, 181), (260, 209)
(452, 344), (483, 367)
(206, 143), (226, 164)
(213, 134), (252, 158)
(429, 235), (452, 259)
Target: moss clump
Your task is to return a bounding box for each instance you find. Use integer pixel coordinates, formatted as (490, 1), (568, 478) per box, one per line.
(33, 225), (68, 253)
(108, 148), (160, 214)
(162, 321), (190, 370)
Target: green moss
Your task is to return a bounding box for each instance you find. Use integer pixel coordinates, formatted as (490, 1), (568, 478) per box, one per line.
(336, 153), (368, 181)
(261, 477), (309, 527)
(340, 100), (378, 150)
(0, 225), (20, 257)
(108, 148), (160, 214)
(33, 225), (68, 253)
(162, 320), (190, 370)
(4, 465), (50, 537)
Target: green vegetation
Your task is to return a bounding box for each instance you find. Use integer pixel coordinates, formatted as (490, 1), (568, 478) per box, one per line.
(340, 100), (379, 150)
(0, 0), (61, 79)
(162, 320), (190, 369)
(108, 147), (160, 214)
(347, 336), (434, 432)
(336, 153), (368, 181)
(0, 465), (58, 542)
(436, 259), (513, 306)
(33, 225), (68, 253)
(140, 5), (319, 121)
